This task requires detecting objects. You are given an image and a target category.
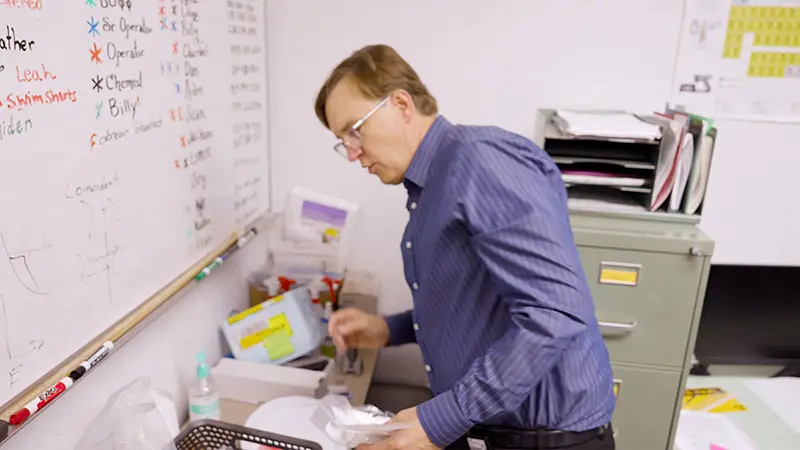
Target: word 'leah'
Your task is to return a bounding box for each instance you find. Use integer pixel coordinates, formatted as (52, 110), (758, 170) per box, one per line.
(16, 64), (57, 83)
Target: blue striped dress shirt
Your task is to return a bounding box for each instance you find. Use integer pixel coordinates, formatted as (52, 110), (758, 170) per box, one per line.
(385, 116), (615, 447)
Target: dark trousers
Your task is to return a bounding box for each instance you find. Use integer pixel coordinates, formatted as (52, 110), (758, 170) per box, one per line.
(447, 424), (614, 450)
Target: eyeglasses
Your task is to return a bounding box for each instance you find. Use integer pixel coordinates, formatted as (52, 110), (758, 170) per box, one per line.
(333, 96), (390, 159)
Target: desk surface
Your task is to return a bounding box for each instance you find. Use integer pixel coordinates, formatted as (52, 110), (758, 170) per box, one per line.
(685, 375), (798, 449)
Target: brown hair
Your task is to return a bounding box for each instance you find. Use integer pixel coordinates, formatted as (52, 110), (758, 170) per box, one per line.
(314, 44), (438, 129)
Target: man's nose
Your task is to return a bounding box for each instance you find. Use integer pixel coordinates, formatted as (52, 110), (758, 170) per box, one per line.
(347, 146), (362, 162)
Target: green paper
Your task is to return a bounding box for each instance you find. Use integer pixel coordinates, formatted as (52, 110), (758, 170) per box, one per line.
(263, 328), (294, 361)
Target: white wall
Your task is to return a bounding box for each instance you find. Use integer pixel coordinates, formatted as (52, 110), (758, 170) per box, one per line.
(2, 233), (268, 450)
(697, 120), (800, 265)
(267, 0), (686, 317)
(266, 1), (800, 320)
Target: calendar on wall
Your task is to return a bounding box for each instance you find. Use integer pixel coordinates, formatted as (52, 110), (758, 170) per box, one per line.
(671, 0), (800, 121)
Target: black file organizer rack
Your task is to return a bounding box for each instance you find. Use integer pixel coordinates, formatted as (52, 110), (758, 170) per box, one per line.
(534, 109), (701, 224)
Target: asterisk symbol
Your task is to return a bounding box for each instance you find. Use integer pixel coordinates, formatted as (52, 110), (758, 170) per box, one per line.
(160, 18), (168, 30)
(87, 16), (100, 36)
(172, 42), (179, 55)
(171, 21), (178, 32)
(85, 0), (96, 7)
(174, 83), (181, 93)
(91, 75), (104, 92)
(90, 43), (103, 64)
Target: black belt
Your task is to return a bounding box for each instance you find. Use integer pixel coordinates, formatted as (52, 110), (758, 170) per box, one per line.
(465, 423), (611, 449)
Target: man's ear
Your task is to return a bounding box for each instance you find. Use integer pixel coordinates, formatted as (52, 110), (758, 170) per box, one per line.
(392, 90), (415, 122)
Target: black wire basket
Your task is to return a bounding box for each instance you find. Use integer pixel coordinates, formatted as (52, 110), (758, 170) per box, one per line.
(173, 419), (322, 450)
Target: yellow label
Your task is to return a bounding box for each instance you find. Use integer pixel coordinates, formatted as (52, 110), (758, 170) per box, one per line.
(238, 313), (293, 349)
(613, 379), (622, 399)
(240, 328), (271, 349)
(324, 228), (340, 238)
(599, 267), (639, 286)
(683, 387), (747, 412)
(263, 328), (294, 361)
(227, 303), (264, 325)
(709, 398), (748, 413)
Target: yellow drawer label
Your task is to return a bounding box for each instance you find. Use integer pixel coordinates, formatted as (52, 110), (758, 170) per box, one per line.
(599, 263), (640, 286)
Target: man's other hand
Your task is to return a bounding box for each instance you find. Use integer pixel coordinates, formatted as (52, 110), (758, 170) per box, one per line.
(358, 407), (439, 450)
(328, 308), (390, 354)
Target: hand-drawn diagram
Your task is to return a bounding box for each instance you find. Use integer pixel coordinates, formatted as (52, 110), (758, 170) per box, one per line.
(0, 227), (51, 295)
(75, 196), (124, 303)
(0, 292), (45, 389)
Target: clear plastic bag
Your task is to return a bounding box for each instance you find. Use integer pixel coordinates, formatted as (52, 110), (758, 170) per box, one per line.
(74, 378), (177, 450)
(310, 394), (411, 447)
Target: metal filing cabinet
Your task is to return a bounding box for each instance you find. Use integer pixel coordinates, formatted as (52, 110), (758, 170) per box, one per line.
(570, 212), (714, 450)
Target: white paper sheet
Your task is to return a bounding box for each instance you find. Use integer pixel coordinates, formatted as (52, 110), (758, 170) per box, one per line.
(553, 110), (662, 140)
(744, 377), (800, 433)
(674, 411), (759, 450)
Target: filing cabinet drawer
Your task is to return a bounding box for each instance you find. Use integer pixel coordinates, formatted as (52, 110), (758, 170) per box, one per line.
(578, 246), (702, 368)
(611, 364), (681, 450)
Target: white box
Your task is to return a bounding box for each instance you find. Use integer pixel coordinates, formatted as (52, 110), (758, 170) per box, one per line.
(210, 357), (332, 405)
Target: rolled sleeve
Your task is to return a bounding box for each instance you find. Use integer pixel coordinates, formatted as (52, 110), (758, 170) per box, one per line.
(384, 310), (417, 346)
(417, 390), (473, 447)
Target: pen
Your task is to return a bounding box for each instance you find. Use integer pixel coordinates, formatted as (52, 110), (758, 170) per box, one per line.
(195, 257), (223, 281)
(9, 376), (74, 425)
(68, 341), (114, 381)
(195, 228), (258, 281)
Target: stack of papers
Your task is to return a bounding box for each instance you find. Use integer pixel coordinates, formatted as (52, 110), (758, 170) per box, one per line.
(743, 377), (800, 433)
(674, 411), (758, 450)
(553, 110), (662, 141)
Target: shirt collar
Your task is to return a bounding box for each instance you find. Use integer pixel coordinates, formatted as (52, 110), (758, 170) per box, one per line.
(403, 115), (451, 189)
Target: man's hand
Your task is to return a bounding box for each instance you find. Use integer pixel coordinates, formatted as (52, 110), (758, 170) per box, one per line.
(328, 308), (390, 354)
(358, 407), (439, 450)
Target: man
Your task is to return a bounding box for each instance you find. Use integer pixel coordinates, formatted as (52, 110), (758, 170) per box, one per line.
(316, 44), (616, 450)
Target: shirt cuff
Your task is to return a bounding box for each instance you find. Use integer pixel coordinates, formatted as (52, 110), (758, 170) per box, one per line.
(417, 390), (473, 447)
(384, 310), (416, 346)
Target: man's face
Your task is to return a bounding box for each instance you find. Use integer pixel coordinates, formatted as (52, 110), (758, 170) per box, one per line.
(325, 77), (411, 185)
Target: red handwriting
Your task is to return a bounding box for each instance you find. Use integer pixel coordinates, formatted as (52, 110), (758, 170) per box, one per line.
(0, 0), (42, 11)
(15, 64), (57, 83)
(0, 89), (77, 111)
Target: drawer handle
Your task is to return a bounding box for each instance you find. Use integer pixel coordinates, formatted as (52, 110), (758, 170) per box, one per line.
(598, 320), (637, 335)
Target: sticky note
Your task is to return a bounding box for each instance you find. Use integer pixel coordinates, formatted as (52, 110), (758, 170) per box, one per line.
(269, 313), (293, 336)
(710, 444), (727, 450)
(263, 328), (294, 361)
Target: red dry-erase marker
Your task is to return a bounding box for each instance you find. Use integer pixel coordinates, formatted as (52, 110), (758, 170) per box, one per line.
(9, 377), (74, 425)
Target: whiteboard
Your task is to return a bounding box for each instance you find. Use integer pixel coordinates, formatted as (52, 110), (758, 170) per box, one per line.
(0, 0), (269, 407)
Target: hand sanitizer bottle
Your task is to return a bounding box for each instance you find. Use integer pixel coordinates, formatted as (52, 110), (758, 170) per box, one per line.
(188, 351), (220, 422)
